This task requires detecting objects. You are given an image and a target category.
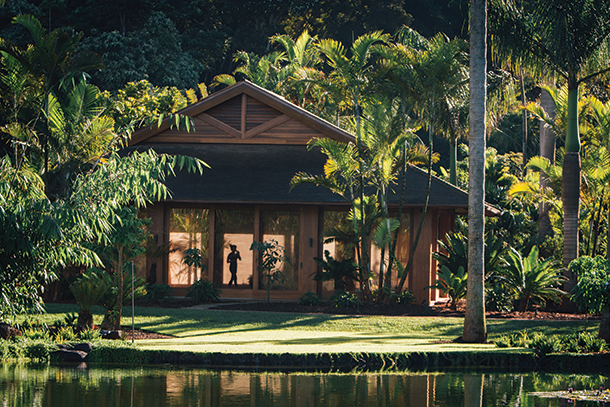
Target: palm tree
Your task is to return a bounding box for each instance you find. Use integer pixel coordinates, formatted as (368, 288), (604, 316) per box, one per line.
(584, 96), (610, 258)
(379, 27), (469, 186)
(490, 0), (610, 290)
(375, 27), (470, 297)
(0, 15), (103, 191)
(463, 0), (488, 343)
(269, 30), (321, 107)
(359, 100), (423, 301)
(311, 32), (390, 300)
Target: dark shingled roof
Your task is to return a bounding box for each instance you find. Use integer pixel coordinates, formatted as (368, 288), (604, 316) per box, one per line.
(122, 143), (472, 208)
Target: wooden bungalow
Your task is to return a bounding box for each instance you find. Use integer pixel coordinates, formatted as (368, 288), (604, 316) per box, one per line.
(126, 81), (492, 305)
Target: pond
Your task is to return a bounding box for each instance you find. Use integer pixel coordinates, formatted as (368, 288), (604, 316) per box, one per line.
(0, 364), (608, 407)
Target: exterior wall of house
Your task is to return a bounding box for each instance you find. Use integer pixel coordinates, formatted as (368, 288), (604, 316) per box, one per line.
(143, 201), (455, 304)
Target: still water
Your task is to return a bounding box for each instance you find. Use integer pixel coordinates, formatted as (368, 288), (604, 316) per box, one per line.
(0, 364), (608, 407)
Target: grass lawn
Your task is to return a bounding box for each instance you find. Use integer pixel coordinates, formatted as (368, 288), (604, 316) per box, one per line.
(34, 303), (599, 355)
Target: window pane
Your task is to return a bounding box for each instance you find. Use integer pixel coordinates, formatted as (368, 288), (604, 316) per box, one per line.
(261, 210), (300, 291)
(168, 208), (209, 286)
(214, 209), (255, 287)
(322, 211), (352, 293)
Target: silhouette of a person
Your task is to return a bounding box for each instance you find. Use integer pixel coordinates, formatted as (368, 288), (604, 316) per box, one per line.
(227, 244), (241, 286)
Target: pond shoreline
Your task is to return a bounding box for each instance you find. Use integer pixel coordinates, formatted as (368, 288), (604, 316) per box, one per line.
(84, 345), (610, 373)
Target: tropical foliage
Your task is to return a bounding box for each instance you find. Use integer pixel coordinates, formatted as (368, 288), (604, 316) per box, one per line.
(4, 1), (610, 348)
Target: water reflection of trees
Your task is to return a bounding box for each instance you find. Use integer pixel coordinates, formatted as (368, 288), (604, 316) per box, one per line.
(1, 366), (609, 407)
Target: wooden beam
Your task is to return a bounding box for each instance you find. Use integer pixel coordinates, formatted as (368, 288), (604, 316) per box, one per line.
(244, 114), (291, 139)
(241, 94), (247, 137)
(199, 113), (241, 139)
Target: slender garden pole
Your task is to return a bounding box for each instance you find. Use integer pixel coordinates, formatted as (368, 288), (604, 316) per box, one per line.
(131, 262), (135, 344)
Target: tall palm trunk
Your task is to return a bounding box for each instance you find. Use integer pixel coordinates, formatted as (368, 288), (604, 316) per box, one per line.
(395, 105), (435, 294)
(384, 142), (408, 300)
(449, 136), (458, 185)
(520, 74), (528, 174)
(562, 82), (581, 292)
(538, 87), (556, 245)
(463, 0), (487, 343)
(354, 96), (371, 302)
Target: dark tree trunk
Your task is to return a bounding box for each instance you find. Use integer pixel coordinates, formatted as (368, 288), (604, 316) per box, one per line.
(77, 311), (93, 332)
(562, 152), (581, 291)
(599, 306), (610, 343)
(463, 0), (487, 344)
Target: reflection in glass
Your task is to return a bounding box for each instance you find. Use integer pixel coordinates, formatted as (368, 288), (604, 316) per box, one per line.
(215, 209), (255, 287)
(323, 211), (354, 293)
(260, 210), (300, 290)
(169, 208), (209, 286)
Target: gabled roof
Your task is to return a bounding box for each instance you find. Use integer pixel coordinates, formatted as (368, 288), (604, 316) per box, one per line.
(125, 81), (500, 216)
(122, 143), (500, 216)
(129, 81), (355, 146)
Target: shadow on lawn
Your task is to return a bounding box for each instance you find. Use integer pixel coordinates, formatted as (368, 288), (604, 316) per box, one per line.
(135, 312), (360, 338)
(129, 306), (595, 340)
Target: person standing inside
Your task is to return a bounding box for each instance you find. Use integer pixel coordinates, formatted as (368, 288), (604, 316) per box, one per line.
(227, 245), (241, 286)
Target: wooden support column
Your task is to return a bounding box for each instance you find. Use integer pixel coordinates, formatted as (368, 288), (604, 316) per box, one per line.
(409, 208), (434, 305)
(299, 206), (319, 294)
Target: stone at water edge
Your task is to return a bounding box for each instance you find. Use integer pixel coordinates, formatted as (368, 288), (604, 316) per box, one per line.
(101, 330), (123, 340)
(0, 323), (21, 339)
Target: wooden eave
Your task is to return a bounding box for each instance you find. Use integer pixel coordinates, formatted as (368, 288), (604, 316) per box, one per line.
(129, 81), (356, 146)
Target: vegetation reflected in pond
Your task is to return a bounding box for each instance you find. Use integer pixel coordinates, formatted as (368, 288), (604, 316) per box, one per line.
(0, 365), (608, 406)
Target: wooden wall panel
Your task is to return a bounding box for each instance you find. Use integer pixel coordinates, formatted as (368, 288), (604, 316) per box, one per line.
(246, 96), (283, 131)
(258, 120), (320, 144)
(144, 203), (165, 284)
(206, 96), (242, 130)
(409, 209), (434, 305)
(299, 207), (319, 294)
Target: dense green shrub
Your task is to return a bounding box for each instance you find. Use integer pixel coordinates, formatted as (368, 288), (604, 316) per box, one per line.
(329, 291), (361, 308)
(186, 279), (220, 303)
(0, 341), (24, 360)
(298, 292), (323, 306)
(427, 266), (468, 310)
(495, 330), (607, 355)
(529, 332), (563, 354)
(501, 246), (565, 311)
(21, 327), (50, 341)
(53, 327), (77, 343)
(141, 283), (174, 304)
(485, 280), (514, 312)
(563, 332), (607, 353)
(22, 340), (55, 362)
(312, 250), (359, 292)
(87, 341), (145, 364)
(78, 328), (101, 341)
(391, 290), (416, 305)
